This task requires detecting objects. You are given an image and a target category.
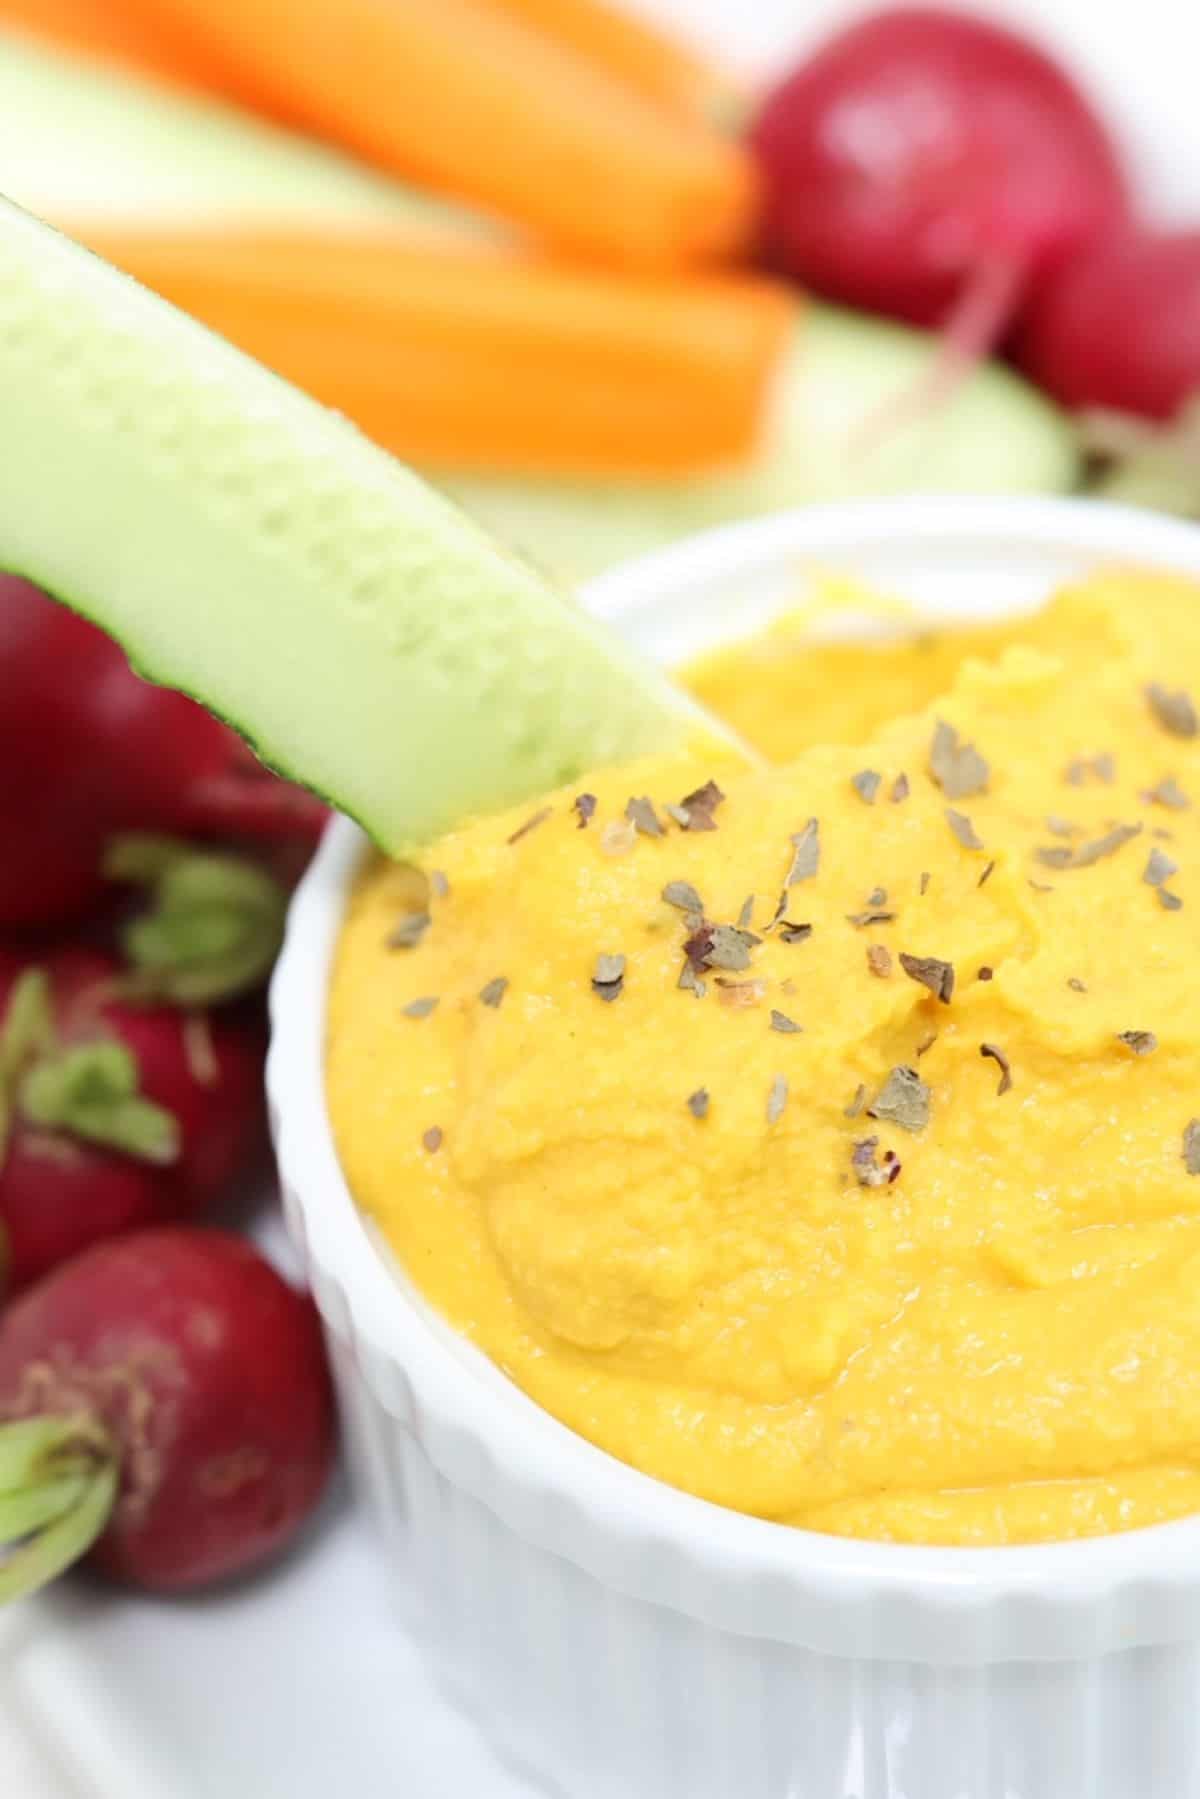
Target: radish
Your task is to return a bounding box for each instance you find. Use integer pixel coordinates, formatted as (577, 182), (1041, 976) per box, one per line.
(751, 7), (1130, 361)
(0, 948), (264, 1293)
(0, 1229), (334, 1594)
(0, 576), (327, 930)
(1016, 226), (1200, 419)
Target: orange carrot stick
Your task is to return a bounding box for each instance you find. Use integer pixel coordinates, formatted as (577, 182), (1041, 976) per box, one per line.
(119, 0), (759, 266)
(0, 0), (286, 117)
(475, 0), (747, 125)
(80, 226), (793, 473)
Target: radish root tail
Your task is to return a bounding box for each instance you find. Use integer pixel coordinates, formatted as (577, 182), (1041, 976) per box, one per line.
(844, 255), (1029, 465)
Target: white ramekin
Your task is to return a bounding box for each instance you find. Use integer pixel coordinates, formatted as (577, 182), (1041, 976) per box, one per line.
(269, 497), (1200, 1799)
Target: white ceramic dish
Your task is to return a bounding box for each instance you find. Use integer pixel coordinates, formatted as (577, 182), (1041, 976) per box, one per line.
(270, 496), (1200, 1799)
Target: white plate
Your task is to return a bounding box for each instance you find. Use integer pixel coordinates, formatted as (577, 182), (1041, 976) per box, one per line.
(0, 1492), (538, 1799)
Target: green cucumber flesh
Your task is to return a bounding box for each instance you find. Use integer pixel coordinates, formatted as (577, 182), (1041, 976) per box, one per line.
(439, 305), (1081, 583)
(0, 195), (698, 851)
(0, 26), (497, 237)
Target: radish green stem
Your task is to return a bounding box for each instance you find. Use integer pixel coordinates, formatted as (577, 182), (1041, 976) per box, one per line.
(0, 1474), (93, 1543)
(0, 1416), (119, 1605)
(106, 834), (288, 1005)
(20, 1040), (180, 1165)
(0, 970), (55, 1163)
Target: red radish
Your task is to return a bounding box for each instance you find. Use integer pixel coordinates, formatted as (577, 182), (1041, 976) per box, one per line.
(1016, 226), (1200, 419)
(0, 1229), (334, 1594)
(0, 947), (264, 1293)
(751, 7), (1130, 359)
(0, 576), (326, 930)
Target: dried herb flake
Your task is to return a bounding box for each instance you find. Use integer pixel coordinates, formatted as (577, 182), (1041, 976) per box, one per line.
(592, 954), (627, 1001)
(929, 719), (989, 799)
(891, 772), (910, 804)
(683, 922), (760, 975)
(671, 780), (725, 832)
(1036, 822), (1142, 871)
(851, 1136), (901, 1188)
(508, 806), (551, 845)
(945, 809), (984, 851)
(1144, 846), (1178, 888)
(625, 795), (664, 838)
(851, 769), (882, 805)
(786, 818), (821, 886)
(1184, 1119), (1200, 1175)
(662, 880), (704, 916)
(766, 1073), (789, 1125)
(866, 944), (893, 978)
(388, 910), (432, 951)
(778, 920), (813, 945)
(979, 1042), (1012, 1095)
(845, 1083), (866, 1119)
(1144, 776), (1190, 811)
(1072, 822), (1143, 868)
(770, 1009), (802, 1034)
(867, 1065), (930, 1133)
(1117, 1029), (1158, 1056)
(422, 1126), (443, 1154)
(479, 977), (509, 1009)
(1147, 682), (1199, 739)
(1159, 887), (1185, 911)
(1065, 753), (1116, 787)
(573, 792), (597, 829)
(687, 1088), (709, 1121)
(899, 953), (955, 1004)
(403, 996), (439, 1019)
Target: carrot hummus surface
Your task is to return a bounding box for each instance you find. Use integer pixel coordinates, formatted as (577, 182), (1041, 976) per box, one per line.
(328, 572), (1200, 1544)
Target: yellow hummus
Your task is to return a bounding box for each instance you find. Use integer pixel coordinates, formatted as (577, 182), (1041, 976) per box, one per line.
(327, 571), (1200, 1546)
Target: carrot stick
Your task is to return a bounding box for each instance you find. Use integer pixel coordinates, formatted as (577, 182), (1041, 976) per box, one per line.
(0, 0), (291, 119)
(119, 0), (759, 266)
(474, 0), (747, 125)
(80, 226), (793, 473)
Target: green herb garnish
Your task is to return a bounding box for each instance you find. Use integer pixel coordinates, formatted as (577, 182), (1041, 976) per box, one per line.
(867, 1066), (930, 1132)
(899, 953), (954, 1003)
(929, 720), (989, 799)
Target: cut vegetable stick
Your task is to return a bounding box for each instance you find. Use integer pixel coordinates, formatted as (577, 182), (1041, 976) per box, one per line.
(0, 0), (265, 109)
(120, 0), (759, 266)
(80, 226), (793, 473)
(474, 0), (747, 125)
(0, 25), (500, 241)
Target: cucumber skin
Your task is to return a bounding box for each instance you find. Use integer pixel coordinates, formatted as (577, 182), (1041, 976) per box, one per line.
(0, 198), (694, 851)
(440, 307), (1081, 584)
